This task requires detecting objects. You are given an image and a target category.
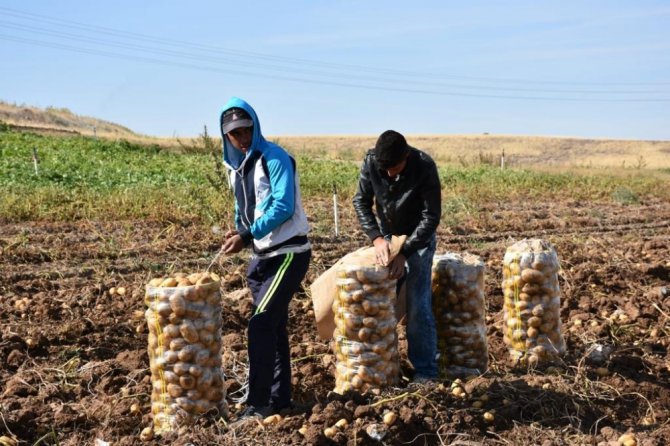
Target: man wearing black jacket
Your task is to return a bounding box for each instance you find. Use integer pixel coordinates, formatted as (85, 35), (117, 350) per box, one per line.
(352, 130), (442, 382)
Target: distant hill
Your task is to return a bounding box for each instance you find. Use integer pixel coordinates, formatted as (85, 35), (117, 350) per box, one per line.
(2, 100), (669, 169)
(0, 101), (140, 139)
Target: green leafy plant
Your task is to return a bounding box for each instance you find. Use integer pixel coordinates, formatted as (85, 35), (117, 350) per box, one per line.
(611, 186), (640, 205)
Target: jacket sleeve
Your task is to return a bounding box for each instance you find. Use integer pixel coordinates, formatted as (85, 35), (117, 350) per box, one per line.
(242, 150), (295, 242)
(352, 155), (384, 242)
(401, 159), (441, 257)
(234, 201), (244, 232)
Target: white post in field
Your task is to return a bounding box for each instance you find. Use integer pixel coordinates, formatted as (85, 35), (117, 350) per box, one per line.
(32, 147), (39, 175)
(333, 183), (339, 237)
(501, 148), (505, 170)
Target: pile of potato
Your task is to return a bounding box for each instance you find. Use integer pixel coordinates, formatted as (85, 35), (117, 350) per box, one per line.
(502, 239), (566, 366)
(432, 253), (488, 377)
(332, 265), (400, 394)
(144, 272), (227, 433)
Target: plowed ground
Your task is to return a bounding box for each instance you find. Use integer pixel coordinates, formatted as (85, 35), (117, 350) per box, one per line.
(1, 198), (669, 445)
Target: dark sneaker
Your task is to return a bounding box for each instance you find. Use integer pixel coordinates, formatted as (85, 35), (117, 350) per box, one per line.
(237, 405), (273, 421)
(272, 400), (310, 415)
(409, 376), (438, 387)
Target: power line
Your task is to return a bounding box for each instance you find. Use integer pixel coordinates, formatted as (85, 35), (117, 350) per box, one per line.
(2, 19), (666, 97)
(1, 6), (669, 102)
(2, 5), (669, 88)
(4, 33), (670, 103)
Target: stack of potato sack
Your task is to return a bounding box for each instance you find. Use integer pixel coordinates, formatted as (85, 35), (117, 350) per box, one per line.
(332, 265), (400, 394)
(432, 253), (488, 377)
(144, 272), (227, 434)
(502, 239), (566, 365)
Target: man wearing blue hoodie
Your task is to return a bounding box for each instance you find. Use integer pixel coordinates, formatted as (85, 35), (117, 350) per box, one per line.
(220, 97), (311, 420)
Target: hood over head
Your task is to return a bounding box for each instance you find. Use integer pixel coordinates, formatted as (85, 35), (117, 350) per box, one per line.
(219, 97), (266, 170)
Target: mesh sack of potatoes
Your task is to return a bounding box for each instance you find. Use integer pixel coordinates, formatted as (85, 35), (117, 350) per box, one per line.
(432, 253), (488, 377)
(144, 272), (227, 433)
(502, 239), (566, 366)
(331, 265), (400, 394)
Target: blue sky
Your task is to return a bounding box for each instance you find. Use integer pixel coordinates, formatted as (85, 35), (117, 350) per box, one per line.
(1, 1), (669, 139)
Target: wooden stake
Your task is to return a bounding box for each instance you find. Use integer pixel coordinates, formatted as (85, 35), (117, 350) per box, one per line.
(332, 183), (339, 237)
(32, 147), (39, 175)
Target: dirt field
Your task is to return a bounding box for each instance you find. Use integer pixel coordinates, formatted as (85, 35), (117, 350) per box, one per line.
(1, 197), (669, 445)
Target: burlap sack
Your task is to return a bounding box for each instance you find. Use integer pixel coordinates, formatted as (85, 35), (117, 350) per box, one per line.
(310, 236), (407, 340)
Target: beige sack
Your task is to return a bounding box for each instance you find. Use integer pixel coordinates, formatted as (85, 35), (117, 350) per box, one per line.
(310, 236), (407, 340)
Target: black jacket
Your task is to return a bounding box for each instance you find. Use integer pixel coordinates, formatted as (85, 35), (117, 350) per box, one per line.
(352, 147), (441, 257)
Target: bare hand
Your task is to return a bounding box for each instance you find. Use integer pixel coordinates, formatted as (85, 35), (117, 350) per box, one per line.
(222, 233), (245, 254)
(388, 253), (406, 279)
(373, 237), (390, 266)
(224, 229), (239, 238)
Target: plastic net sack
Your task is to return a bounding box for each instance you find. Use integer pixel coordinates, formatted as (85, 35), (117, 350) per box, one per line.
(144, 272), (227, 434)
(432, 253), (488, 377)
(332, 265), (400, 394)
(502, 239), (566, 366)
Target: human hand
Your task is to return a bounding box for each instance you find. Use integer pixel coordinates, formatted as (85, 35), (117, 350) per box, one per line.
(222, 233), (245, 254)
(373, 237), (390, 266)
(388, 253), (406, 279)
(224, 229), (239, 238)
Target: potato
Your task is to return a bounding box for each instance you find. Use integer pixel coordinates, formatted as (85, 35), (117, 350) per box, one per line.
(169, 294), (187, 315)
(156, 302), (172, 317)
(528, 316), (542, 328)
(167, 383), (183, 398)
(338, 279), (362, 292)
(361, 300), (380, 315)
(348, 303), (365, 316)
(194, 273), (213, 285)
(160, 278), (179, 288)
(177, 344), (198, 362)
(179, 321), (199, 343)
(194, 349), (211, 366)
(164, 350), (179, 364)
(207, 388), (224, 402)
(362, 317), (378, 329)
(175, 397), (195, 412)
(199, 332), (214, 345)
(356, 267), (389, 283)
(148, 279), (164, 289)
(344, 313), (362, 330)
(358, 365), (374, 381)
(162, 370), (178, 385)
(172, 362), (189, 376)
(179, 375), (196, 390)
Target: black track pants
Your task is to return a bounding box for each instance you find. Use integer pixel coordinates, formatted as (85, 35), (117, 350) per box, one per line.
(246, 250), (311, 409)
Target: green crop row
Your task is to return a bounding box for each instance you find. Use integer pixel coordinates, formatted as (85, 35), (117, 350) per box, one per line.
(1, 129), (668, 224)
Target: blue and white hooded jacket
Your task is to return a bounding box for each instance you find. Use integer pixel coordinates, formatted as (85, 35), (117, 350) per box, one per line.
(220, 97), (310, 258)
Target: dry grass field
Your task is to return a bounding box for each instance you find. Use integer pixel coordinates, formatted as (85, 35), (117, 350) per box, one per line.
(274, 135), (670, 170)
(3, 101), (669, 169)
